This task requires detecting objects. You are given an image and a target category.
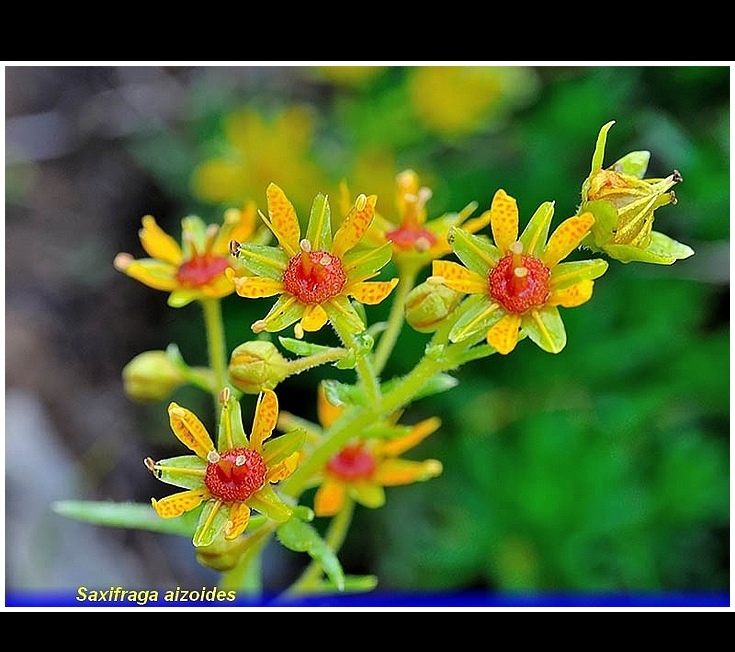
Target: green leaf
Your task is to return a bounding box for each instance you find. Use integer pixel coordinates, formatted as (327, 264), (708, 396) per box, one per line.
(277, 518), (345, 591)
(52, 500), (199, 537)
(590, 120), (615, 175)
(309, 575), (378, 595)
(278, 336), (339, 358)
(321, 378), (361, 407)
(306, 192), (332, 251)
(237, 244), (289, 280)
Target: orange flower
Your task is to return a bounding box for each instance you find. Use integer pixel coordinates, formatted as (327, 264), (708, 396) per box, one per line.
(114, 202), (267, 308)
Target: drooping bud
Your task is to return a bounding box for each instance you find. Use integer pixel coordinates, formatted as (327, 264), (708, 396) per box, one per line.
(405, 278), (463, 333)
(228, 340), (289, 394)
(122, 350), (186, 402)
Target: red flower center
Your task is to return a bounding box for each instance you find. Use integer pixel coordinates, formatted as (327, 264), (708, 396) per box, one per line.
(326, 444), (376, 482)
(204, 447), (267, 503)
(282, 241), (347, 304)
(386, 225), (437, 252)
(176, 254), (230, 288)
(489, 242), (550, 313)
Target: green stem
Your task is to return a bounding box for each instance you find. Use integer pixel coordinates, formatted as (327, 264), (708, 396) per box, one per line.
(284, 347), (347, 377)
(373, 268), (418, 375)
(284, 498), (355, 596)
(201, 298), (229, 410)
(331, 322), (381, 406)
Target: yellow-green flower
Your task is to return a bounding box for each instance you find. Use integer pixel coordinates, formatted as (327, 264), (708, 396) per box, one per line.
(228, 183), (398, 339)
(191, 106), (328, 211)
(431, 189), (609, 355)
(365, 169), (491, 273)
(312, 386), (443, 517)
(580, 121), (694, 264)
(144, 389), (304, 547)
(114, 202), (266, 308)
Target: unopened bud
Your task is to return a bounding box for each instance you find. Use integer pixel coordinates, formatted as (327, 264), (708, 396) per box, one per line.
(405, 280), (463, 333)
(122, 350), (185, 402)
(228, 341), (289, 394)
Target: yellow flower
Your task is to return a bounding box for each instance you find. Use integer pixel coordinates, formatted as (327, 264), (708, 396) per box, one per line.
(228, 183), (398, 339)
(144, 389), (304, 547)
(431, 189), (609, 355)
(114, 202), (266, 308)
(191, 106), (328, 211)
(365, 169), (491, 273)
(312, 385), (443, 517)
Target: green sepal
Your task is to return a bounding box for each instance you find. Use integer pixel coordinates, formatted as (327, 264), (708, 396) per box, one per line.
(180, 215), (208, 257)
(448, 227), (499, 277)
(521, 305), (567, 354)
(262, 428), (307, 467)
(449, 295), (503, 343)
(236, 243), (289, 280)
(550, 259), (610, 291)
(602, 231), (694, 264)
(217, 394), (248, 450)
(167, 289), (198, 308)
(590, 121), (615, 176)
(342, 241), (393, 283)
(249, 483), (293, 522)
(52, 500), (199, 537)
(193, 500), (228, 547)
(306, 192), (333, 251)
(262, 295), (304, 332)
(519, 201), (554, 258)
(276, 518), (345, 591)
(612, 150), (650, 178)
(150, 455), (207, 490)
(581, 199), (620, 247)
(324, 295), (366, 335)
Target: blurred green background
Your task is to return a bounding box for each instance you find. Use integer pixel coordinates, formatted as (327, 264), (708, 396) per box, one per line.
(5, 65), (729, 599)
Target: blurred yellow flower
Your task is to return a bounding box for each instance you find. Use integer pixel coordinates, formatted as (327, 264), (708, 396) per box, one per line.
(313, 66), (387, 89)
(191, 106), (328, 211)
(114, 203), (266, 308)
(408, 66), (539, 136)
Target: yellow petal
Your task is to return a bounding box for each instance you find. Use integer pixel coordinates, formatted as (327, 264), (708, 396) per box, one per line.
(266, 451), (300, 483)
(224, 502), (251, 540)
(431, 260), (487, 294)
(301, 303), (329, 332)
(543, 212), (595, 267)
(347, 279), (399, 305)
(213, 202), (257, 256)
(265, 183), (301, 256)
(332, 194), (377, 257)
(151, 489), (209, 518)
(486, 312), (522, 355)
(317, 382), (344, 428)
(550, 279), (594, 308)
(490, 189), (519, 253)
(117, 258), (179, 292)
(372, 458), (443, 486)
(139, 216), (183, 265)
(314, 478), (346, 517)
(376, 416), (441, 458)
(168, 402), (216, 458)
(250, 389), (279, 452)
(231, 274), (284, 298)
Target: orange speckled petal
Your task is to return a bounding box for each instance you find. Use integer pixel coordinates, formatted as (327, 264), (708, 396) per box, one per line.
(224, 502), (251, 540)
(486, 312), (522, 355)
(490, 189), (519, 253)
(372, 458), (443, 486)
(313, 478), (346, 517)
(250, 389), (279, 452)
(231, 273), (284, 298)
(151, 489), (209, 518)
(332, 194), (377, 257)
(120, 259), (179, 292)
(168, 403), (216, 458)
(265, 183), (301, 256)
(139, 216), (183, 265)
(550, 279), (594, 307)
(266, 451), (300, 483)
(347, 279), (399, 305)
(431, 260), (487, 294)
(300, 303), (330, 332)
(543, 212), (596, 267)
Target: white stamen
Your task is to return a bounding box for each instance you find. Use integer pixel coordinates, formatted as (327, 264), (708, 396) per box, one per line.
(207, 451), (221, 463)
(235, 455), (246, 466)
(509, 241), (524, 255)
(415, 237), (431, 252)
(252, 320), (267, 334)
(220, 387), (230, 404)
(294, 323), (305, 340)
(319, 255), (331, 265)
(300, 238), (312, 252)
(355, 194), (368, 211)
(514, 267), (529, 278)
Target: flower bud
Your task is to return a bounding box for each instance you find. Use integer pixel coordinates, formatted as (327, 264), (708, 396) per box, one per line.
(122, 350), (185, 402)
(405, 278), (463, 333)
(228, 340), (289, 394)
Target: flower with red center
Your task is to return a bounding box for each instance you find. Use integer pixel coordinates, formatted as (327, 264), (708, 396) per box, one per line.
(144, 389), (305, 547)
(310, 384), (443, 517)
(365, 169), (491, 273)
(431, 189), (609, 355)
(228, 183), (398, 338)
(114, 202), (269, 308)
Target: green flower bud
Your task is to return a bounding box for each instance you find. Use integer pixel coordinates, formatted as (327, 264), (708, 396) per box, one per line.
(228, 340), (289, 394)
(122, 350), (186, 402)
(405, 278), (463, 333)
